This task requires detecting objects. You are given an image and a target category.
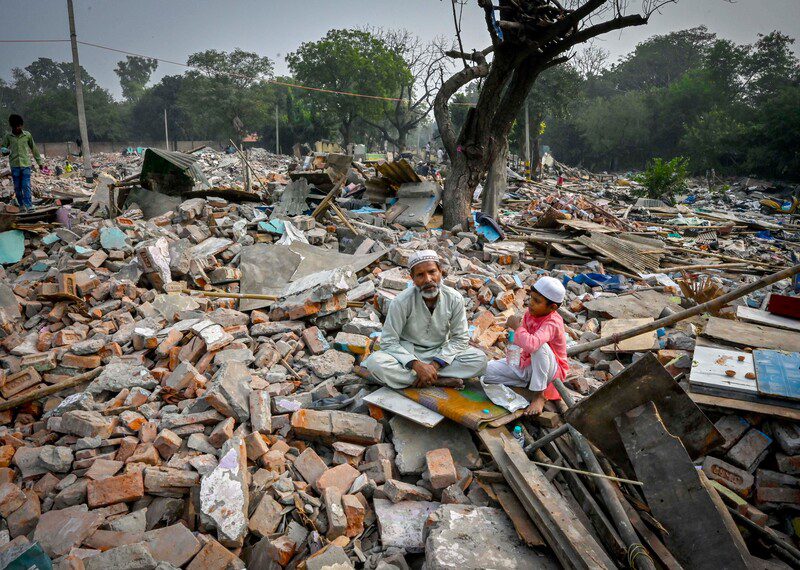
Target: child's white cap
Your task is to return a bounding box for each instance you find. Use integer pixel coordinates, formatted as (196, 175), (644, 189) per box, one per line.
(533, 276), (565, 304)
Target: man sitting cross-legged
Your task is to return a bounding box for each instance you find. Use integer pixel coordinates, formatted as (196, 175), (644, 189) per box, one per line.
(363, 250), (487, 389)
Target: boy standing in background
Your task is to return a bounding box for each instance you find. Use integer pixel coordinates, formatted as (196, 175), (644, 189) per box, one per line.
(2, 114), (43, 211)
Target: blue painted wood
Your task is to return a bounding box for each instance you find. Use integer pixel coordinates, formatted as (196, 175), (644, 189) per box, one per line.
(754, 349), (800, 401)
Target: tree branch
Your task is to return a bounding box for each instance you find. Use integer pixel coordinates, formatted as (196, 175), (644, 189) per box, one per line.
(434, 62), (490, 157)
(559, 13), (648, 53)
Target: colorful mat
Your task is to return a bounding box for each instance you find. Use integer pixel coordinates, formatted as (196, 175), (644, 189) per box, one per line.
(402, 379), (519, 429)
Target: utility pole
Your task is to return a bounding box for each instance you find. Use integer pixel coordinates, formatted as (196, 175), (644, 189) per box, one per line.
(524, 100), (531, 179)
(67, 0), (93, 181)
(163, 109), (169, 150)
(275, 103), (279, 155)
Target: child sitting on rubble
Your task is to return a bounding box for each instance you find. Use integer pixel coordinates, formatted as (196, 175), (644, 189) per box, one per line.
(483, 276), (569, 416)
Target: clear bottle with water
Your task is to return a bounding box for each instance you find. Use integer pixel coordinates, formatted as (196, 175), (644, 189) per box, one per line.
(513, 425), (525, 447)
(506, 330), (521, 368)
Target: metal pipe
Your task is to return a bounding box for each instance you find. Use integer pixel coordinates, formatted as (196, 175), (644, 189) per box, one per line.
(568, 262), (800, 356)
(525, 423), (569, 453)
(551, 379), (655, 570)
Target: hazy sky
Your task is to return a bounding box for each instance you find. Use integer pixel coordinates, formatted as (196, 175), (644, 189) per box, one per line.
(2, 0), (798, 99)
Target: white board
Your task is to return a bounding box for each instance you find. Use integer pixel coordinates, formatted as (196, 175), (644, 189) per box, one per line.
(689, 346), (757, 397)
(363, 387), (444, 427)
(737, 306), (800, 333)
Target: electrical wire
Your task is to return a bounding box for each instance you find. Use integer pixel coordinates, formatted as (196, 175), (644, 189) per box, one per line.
(1, 37), (478, 106)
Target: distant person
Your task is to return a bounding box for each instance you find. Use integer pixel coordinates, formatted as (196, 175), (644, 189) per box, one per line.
(436, 148), (444, 163)
(424, 141), (431, 161)
(1, 114), (43, 211)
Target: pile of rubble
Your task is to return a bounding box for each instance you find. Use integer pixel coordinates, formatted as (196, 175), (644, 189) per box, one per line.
(0, 149), (798, 569)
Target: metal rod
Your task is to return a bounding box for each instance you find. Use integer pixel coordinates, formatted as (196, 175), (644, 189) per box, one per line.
(568, 262), (800, 356)
(525, 423), (569, 453)
(527, 458), (643, 486)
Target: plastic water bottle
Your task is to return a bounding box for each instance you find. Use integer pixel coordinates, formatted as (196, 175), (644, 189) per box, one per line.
(506, 330), (521, 367)
(513, 426), (525, 447)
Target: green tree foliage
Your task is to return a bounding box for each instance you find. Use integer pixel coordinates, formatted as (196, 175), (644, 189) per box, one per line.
(633, 157), (690, 202)
(114, 56), (158, 102)
(287, 29), (411, 147)
(180, 49), (275, 142)
(0, 58), (121, 141)
(542, 28), (800, 180)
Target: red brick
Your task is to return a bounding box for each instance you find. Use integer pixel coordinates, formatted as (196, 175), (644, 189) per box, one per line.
(60, 353), (102, 369)
(301, 326), (328, 356)
(342, 494), (365, 537)
(0, 482), (26, 516)
(1, 368), (42, 399)
(316, 463), (359, 494)
(87, 471), (144, 508)
(426, 448), (458, 490)
(186, 538), (240, 570)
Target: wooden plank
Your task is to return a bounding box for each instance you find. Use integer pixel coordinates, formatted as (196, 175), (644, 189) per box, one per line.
(600, 317), (657, 353)
(689, 346), (757, 397)
(362, 387), (444, 428)
(704, 316), (800, 352)
(688, 390), (800, 422)
(615, 402), (751, 570)
(564, 353), (722, 474)
(737, 305), (800, 332)
(479, 428), (615, 569)
(491, 483), (545, 547)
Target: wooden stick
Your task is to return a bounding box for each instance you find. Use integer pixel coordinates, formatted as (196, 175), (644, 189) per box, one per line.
(182, 289), (279, 301)
(0, 368), (103, 412)
(329, 202), (361, 235)
(312, 173), (349, 220)
(229, 139), (271, 194)
(666, 245), (774, 268)
(662, 262), (749, 271)
(568, 262), (800, 356)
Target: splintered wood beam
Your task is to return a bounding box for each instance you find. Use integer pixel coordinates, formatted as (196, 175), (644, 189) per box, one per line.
(479, 427), (616, 569)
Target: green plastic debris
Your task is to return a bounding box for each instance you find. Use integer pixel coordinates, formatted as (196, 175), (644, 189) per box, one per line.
(0, 230), (24, 265)
(100, 227), (128, 250)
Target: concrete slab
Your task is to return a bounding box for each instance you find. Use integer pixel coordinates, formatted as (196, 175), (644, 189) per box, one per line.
(373, 498), (439, 553)
(390, 416), (481, 474)
(425, 505), (559, 570)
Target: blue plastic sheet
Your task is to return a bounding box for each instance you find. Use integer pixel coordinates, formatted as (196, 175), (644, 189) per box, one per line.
(755, 230), (775, 241)
(563, 273), (627, 292)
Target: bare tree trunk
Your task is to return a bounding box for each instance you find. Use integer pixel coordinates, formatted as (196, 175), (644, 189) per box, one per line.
(482, 137), (508, 218)
(396, 128), (408, 152)
(442, 152), (477, 229)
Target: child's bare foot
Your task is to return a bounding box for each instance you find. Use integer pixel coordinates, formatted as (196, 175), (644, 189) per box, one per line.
(523, 396), (546, 416)
(434, 377), (464, 389)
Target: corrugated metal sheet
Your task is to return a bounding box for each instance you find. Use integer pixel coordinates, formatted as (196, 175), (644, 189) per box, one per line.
(145, 148), (200, 171)
(576, 232), (663, 276)
(376, 159), (421, 186)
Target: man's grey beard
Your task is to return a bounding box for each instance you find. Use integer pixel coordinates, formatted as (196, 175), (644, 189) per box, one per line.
(417, 283), (440, 299)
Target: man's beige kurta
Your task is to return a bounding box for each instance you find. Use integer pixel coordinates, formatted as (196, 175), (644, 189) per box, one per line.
(363, 284), (487, 388)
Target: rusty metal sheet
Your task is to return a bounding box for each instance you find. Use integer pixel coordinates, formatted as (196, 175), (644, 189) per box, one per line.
(564, 353), (723, 475)
(575, 232), (663, 276)
(376, 159), (421, 186)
